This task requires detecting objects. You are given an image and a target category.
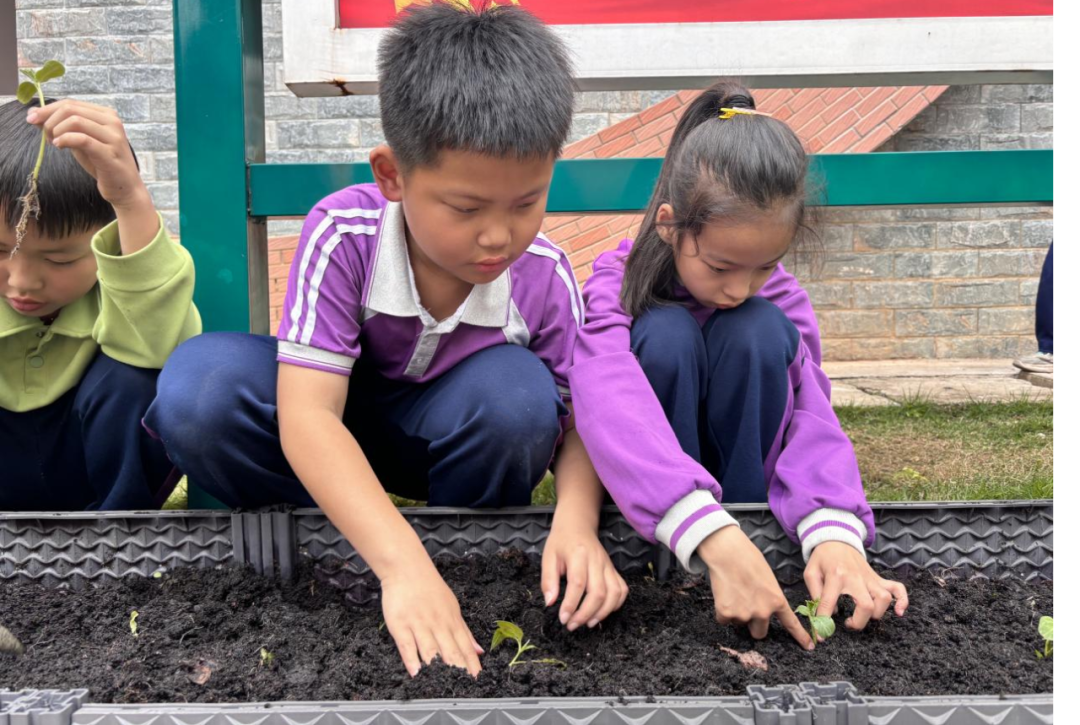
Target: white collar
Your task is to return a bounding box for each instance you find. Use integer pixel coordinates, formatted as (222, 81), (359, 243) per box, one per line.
(365, 201), (512, 328)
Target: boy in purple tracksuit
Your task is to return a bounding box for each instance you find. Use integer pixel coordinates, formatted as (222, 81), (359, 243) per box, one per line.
(570, 81), (908, 649)
(147, 3), (627, 677)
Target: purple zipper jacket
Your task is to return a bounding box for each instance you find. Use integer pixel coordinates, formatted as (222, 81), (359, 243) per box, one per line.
(569, 238), (875, 572)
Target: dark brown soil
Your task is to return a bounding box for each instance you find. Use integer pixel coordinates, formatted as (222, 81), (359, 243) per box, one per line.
(0, 552), (1052, 702)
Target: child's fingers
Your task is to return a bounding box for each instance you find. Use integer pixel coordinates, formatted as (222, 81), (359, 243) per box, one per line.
(558, 555), (588, 627)
(28, 99), (117, 127)
(588, 568), (627, 627)
(803, 565), (825, 602)
(884, 580), (909, 616)
(50, 132), (111, 172)
(39, 102), (120, 136)
(567, 557), (607, 630)
(51, 115), (120, 150)
(24, 100), (70, 125)
(776, 604), (815, 651)
(816, 572), (844, 620)
(843, 585), (875, 631)
(413, 626), (440, 667)
(451, 619), (482, 676)
(871, 585), (894, 620)
(433, 629), (466, 670)
(540, 546), (562, 607)
(434, 626), (474, 677)
(748, 615), (770, 640)
(392, 629), (422, 678)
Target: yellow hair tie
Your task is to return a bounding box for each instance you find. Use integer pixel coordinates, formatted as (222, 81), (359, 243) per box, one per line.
(718, 107), (772, 120)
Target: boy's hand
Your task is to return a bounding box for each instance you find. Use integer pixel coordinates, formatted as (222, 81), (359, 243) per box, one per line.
(27, 100), (147, 211)
(804, 541), (908, 636)
(698, 526), (815, 651)
(381, 566), (484, 678)
(542, 519), (628, 631)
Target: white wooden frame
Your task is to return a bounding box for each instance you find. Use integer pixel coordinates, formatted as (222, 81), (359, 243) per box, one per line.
(282, 5), (1052, 96)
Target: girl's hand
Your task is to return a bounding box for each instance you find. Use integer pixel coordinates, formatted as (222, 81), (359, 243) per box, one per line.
(803, 541), (909, 636)
(698, 526), (815, 650)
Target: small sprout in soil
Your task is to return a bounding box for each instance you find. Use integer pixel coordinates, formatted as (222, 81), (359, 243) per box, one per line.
(1036, 616), (1053, 659)
(12, 60), (66, 258)
(259, 647), (275, 667)
(794, 599), (835, 644)
(0, 624), (25, 656)
(491, 620), (567, 669)
(152, 571), (164, 579)
(129, 610), (139, 638)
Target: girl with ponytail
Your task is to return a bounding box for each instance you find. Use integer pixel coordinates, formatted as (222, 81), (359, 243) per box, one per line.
(569, 80), (908, 649)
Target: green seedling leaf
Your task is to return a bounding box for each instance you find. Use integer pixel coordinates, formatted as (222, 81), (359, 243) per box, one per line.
(20, 68), (37, 82)
(795, 599), (834, 644)
(1036, 615), (1053, 658)
(491, 620), (563, 669)
(16, 82), (37, 105)
(0, 625), (25, 656)
(129, 610), (139, 637)
(492, 620), (524, 651)
(259, 647), (275, 667)
(35, 60), (65, 83)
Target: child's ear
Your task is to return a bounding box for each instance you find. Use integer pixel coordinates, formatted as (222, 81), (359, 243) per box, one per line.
(370, 145), (405, 202)
(655, 203), (678, 246)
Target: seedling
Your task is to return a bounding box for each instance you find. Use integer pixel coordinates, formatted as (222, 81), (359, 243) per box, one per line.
(259, 647), (275, 667)
(795, 599), (835, 644)
(1036, 616), (1053, 659)
(12, 60), (66, 257)
(129, 610), (139, 638)
(0, 624), (24, 655)
(491, 620), (566, 669)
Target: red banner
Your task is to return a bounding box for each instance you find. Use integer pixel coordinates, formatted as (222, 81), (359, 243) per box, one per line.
(339, 0), (1052, 30)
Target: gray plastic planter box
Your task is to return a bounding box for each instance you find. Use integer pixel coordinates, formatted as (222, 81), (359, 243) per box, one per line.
(0, 501), (1053, 724)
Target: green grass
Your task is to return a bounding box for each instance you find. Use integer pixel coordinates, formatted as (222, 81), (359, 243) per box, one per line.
(164, 399), (1052, 509)
(837, 398), (1053, 501)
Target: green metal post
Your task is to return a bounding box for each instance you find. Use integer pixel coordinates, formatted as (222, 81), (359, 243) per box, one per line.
(173, 0), (267, 335)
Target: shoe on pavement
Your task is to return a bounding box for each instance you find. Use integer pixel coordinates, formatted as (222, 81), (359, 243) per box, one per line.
(1013, 352), (1053, 373)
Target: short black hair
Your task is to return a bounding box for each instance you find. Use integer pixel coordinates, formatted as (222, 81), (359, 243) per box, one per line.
(377, 2), (576, 170)
(0, 98), (117, 238)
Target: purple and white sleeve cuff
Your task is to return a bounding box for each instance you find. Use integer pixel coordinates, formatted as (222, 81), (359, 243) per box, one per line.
(796, 508), (868, 562)
(277, 340), (356, 376)
(655, 490), (740, 574)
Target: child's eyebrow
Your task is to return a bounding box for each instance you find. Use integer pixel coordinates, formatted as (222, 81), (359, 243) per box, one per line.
(447, 186), (546, 204)
(707, 252), (788, 267)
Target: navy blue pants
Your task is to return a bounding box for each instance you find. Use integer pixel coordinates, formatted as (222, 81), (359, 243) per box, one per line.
(630, 298), (799, 503)
(0, 354), (172, 511)
(144, 333), (565, 509)
(1036, 243), (1053, 354)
